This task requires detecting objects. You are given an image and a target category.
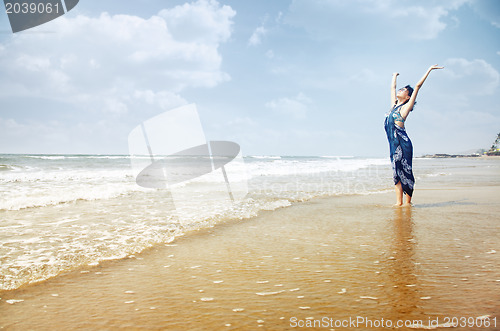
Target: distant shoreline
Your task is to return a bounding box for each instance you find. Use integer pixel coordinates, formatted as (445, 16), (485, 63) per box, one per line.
(419, 153), (500, 158)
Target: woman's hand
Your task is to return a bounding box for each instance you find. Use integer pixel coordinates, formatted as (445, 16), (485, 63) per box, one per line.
(393, 72), (399, 77)
(428, 64), (444, 71)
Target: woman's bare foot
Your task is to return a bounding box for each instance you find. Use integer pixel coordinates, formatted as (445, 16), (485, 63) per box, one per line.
(394, 182), (404, 207)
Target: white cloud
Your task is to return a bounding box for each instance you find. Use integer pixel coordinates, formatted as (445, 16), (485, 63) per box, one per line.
(265, 93), (312, 119)
(412, 108), (500, 153)
(248, 26), (267, 46)
(439, 58), (500, 96)
(104, 98), (128, 115)
(265, 50), (275, 59)
(0, 0), (235, 116)
(158, 0), (235, 43)
(389, 5), (447, 40)
(0, 117), (68, 152)
(133, 90), (187, 111)
(0, 0), (236, 153)
(285, 0), (470, 40)
(226, 116), (258, 127)
(276, 12), (283, 23)
(0, 115), (134, 153)
(348, 68), (377, 84)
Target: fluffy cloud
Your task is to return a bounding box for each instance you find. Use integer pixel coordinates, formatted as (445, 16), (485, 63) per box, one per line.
(285, 0), (470, 40)
(0, 0), (235, 115)
(439, 58), (500, 96)
(0, 0), (236, 153)
(265, 92), (312, 119)
(159, 0), (235, 43)
(248, 26), (267, 46)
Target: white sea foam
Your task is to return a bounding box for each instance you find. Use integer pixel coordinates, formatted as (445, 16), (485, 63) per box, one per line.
(0, 155), (391, 211)
(247, 155), (281, 159)
(256, 290), (285, 296)
(0, 160), (143, 210)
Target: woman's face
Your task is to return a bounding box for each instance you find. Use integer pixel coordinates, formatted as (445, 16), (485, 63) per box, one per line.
(397, 87), (410, 100)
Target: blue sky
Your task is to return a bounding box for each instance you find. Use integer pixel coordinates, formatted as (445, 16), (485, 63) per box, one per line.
(0, 0), (499, 156)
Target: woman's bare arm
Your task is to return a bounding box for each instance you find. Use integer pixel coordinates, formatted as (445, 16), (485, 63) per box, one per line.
(391, 72), (398, 107)
(401, 64), (444, 119)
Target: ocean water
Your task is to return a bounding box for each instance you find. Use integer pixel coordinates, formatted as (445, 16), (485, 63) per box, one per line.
(0, 154), (497, 291)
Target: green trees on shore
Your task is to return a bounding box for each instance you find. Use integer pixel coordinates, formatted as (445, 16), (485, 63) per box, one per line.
(487, 132), (500, 155)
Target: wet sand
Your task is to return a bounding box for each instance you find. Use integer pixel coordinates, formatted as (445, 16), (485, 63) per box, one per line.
(1, 184), (499, 330)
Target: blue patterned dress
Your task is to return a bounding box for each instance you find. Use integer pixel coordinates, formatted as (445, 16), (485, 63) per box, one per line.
(384, 104), (415, 196)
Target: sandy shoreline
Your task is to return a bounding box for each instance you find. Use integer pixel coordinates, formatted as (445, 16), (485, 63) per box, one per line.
(1, 180), (499, 330)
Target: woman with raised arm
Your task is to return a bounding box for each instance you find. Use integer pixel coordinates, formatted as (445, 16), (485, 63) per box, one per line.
(385, 64), (443, 206)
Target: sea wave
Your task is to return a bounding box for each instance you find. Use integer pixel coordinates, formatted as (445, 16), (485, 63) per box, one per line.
(0, 164), (14, 171)
(0, 191), (309, 291)
(0, 154), (396, 290)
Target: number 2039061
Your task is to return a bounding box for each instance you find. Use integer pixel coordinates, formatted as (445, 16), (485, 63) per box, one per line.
(5, 2), (61, 14)
(442, 316), (496, 328)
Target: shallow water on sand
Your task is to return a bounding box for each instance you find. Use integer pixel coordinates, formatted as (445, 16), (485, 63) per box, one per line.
(1, 184), (499, 330)
(0, 154), (397, 292)
(2, 155), (498, 294)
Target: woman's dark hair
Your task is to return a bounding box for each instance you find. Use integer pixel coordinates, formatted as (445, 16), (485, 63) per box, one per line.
(401, 85), (416, 110)
(404, 85), (414, 97)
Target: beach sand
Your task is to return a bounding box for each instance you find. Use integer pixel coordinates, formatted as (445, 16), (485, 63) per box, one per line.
(1, 183), (499, 330)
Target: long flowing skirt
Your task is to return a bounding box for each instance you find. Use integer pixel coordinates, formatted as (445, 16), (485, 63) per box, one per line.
(390, 125), (414, 196)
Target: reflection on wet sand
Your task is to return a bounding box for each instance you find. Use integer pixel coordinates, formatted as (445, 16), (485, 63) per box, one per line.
(386, 206), (424, 320)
